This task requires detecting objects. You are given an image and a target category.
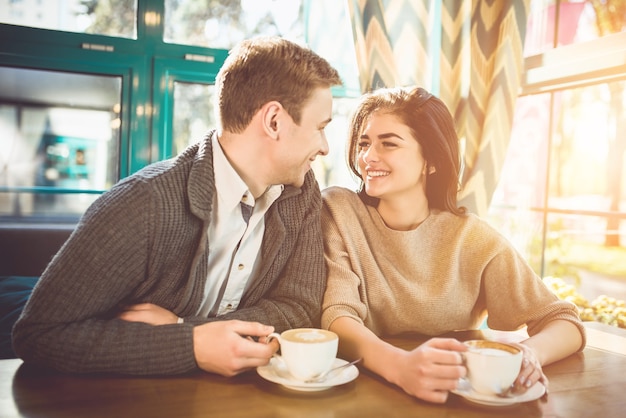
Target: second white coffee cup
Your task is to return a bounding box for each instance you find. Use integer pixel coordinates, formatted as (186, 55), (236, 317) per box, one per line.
(463, 339), (523, 396)
(267, 328), (338, 381)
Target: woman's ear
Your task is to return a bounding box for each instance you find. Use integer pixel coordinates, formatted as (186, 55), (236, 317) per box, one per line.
(428, 165), (436, 175)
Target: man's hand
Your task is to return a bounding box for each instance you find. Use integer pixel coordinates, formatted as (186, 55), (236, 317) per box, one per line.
(117, 303), (179, 325)
(193, 320), (278, 376)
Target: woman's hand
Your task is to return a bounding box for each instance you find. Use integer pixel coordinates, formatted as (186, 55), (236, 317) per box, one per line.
(117, 303), (179, 325)
(512, 343), (549, 394)
(388, 338), (467, 403)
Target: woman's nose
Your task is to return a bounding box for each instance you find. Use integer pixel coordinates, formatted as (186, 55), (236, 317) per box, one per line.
(363, 146), (378, 162)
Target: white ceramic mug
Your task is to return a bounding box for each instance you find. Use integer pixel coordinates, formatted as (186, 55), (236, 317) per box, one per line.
(267, 328), (338, 381)
(462, 340), (523, 396)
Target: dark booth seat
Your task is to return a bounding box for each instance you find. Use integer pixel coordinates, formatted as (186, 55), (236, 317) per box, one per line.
(0, 224), (74, 358)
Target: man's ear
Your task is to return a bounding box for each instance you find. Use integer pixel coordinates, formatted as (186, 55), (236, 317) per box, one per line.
(261, 101), (282, 139)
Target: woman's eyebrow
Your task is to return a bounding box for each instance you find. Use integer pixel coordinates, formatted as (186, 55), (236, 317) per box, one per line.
(361, 132), (404, 140)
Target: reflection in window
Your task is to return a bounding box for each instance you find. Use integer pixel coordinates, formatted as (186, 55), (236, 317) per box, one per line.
(0, 67), (120, 220)
(0, 0), (137, 38)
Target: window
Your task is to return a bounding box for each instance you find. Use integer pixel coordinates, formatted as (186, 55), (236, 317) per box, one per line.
(172, 82), (216, 156)
(0, 0), (137, 38)
(488, 0), (626, 310)
(525, 0), (626, 57)
(0, 66), (120, 220)
(164, 0), (303, 49)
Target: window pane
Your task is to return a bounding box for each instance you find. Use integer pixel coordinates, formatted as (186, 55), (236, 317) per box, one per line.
(164, 0), (304, 49)
(0, 66), (121, 221)
(0, 0), (137, 39)
(489, 79), (626, 306)
(524, 0), (626, 57)
(305, 0), (361, 97)
(547, 82), (626, 215)
(172, 81), (216, 156)
(487, 93), (552, 275)
(490, 94), (551, 210)
(545, 212), (626, 303)
(486, 207), (545, 275)
(313, 97), (359, 190)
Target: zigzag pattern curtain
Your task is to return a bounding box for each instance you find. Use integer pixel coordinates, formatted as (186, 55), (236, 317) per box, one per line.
(347, 0), (530, 216)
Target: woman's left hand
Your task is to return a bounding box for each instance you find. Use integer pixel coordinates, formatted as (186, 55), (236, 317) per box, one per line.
(512, 343), (548, 394)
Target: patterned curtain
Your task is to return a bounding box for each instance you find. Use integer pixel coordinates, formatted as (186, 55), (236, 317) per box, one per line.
(346, 0), (531, 216)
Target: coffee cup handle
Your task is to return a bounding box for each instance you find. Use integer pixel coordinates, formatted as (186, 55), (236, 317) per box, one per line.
(266, 332), (281, 344)
(265, 332), (286, 364)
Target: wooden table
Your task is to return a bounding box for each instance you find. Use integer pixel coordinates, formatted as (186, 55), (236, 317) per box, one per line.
(1, 322), (625, 417)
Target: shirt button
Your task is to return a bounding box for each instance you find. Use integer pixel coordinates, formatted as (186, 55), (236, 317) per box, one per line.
(241, 194), (248, 203)
(238, 263), (244, 270)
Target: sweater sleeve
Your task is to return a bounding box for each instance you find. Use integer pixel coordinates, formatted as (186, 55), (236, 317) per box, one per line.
(480, 234), (586, 351)
(12, 177), (198, 375)
(320, 190), (368, 330)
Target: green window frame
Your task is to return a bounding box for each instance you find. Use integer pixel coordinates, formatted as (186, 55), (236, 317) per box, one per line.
(0, 0), (227, 222)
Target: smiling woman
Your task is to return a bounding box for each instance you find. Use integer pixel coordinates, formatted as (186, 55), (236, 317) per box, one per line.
(320, 85), (585, 404)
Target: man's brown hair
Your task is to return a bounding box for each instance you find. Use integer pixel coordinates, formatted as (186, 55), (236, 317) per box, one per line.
(216, 36), (342, 133)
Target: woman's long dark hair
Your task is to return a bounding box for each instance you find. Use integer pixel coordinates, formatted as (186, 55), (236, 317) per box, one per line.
(347, 86), (466, 215)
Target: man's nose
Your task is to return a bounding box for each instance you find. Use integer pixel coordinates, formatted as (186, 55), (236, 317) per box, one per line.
(319, 132), (329, 156)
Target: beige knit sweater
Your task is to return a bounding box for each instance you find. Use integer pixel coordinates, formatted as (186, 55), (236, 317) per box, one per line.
(321, 186), (585, 346)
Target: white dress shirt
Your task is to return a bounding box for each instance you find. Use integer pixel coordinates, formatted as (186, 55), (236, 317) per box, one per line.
(197, 135), (282, 317)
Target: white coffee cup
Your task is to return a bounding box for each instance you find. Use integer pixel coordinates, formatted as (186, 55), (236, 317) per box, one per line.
(462, 340), (523, 396)
(267, 328), (338, 381)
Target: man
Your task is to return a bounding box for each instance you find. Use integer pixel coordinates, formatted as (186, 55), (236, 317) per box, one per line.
(12, 36), (342, 376)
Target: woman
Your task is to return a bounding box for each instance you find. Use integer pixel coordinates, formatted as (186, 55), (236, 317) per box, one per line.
(321, 86), (585, 403)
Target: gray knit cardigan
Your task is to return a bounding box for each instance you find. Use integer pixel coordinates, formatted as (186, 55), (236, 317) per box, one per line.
(12, 131), (326, 375)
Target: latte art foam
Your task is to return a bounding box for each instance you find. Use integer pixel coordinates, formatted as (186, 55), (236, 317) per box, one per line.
(295, 331), (326, 342)
(282, 328), (337, 343)
(474, 347), (511, 356)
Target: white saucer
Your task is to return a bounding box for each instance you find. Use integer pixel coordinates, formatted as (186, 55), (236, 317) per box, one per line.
(257, 357), (359, 392)
(451, 379), (546, 406)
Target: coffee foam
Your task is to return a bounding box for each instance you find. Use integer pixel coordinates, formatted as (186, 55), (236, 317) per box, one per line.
(465, 340), (520, 355)
(282, 328), (337, 343)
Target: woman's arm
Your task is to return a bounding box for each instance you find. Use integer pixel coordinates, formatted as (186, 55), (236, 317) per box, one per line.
(523, 319), (583, 366)
(329, 316), (467, 404)
(512, 319), (583, 392)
